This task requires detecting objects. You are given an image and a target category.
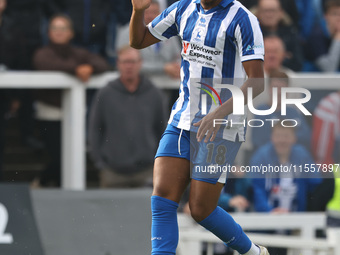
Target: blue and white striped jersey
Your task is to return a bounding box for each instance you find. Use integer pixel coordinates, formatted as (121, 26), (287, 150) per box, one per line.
(148, 0), (264, 141)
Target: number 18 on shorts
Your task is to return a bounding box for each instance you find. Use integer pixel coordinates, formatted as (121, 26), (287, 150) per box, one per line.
(190, 133), (242, 184)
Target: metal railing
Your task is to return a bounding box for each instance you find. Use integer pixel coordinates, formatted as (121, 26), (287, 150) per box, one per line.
(0, 71), (339, 190)
(0, 71), (180, 190)
(178, 212), (340, 255)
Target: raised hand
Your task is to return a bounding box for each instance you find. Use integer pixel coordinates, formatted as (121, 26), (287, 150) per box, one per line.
(131, 0), (151, 11)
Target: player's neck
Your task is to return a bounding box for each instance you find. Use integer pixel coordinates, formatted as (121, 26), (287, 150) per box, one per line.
(200, 0), (223, 10)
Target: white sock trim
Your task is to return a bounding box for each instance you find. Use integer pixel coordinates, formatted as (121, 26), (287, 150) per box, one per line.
(242, 243), (260, 255)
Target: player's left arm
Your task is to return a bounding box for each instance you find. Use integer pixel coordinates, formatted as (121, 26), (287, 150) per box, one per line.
(241, 59), (265, 101)
(195, 12), (264, 142)
(219, 59), (264, 116)
(195, 60), (264, 142)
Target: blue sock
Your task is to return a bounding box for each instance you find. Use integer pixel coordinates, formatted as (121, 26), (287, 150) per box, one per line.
(199, 206), (252, 254)
(151, 196), (179, 255)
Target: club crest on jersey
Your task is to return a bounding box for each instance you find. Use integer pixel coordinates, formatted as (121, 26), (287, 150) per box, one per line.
(193, 27), (206, 42)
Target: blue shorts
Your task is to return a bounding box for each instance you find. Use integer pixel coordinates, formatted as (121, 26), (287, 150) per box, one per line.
(155, 124), (242, 184)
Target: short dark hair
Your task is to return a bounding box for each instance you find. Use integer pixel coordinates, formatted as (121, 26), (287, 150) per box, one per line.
(49, 14), (74, 31)
(324, 0), (340, 14)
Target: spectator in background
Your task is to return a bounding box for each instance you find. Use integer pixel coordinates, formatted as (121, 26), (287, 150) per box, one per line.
(32, 14), (108, 187)
(252, 121), (320, 255)
(241, 0), (315, 40)
(116, 0), (181, 79)
(48, 0), (110, 57)
(48, 0), (111, 126)
(256, 0), (303, 71)
(251, 122), (321, 213)
(305, 0), (340, 72)
(242, 0), (299, 26)
(89, 46), (166, 188)
(251, 70), (311, 151)
(263, 35), (293, 75)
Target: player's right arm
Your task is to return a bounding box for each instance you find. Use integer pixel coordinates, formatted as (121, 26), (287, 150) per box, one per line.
(130, 0), (160, 49)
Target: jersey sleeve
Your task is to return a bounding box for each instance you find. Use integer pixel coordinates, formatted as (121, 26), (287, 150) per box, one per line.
(234, 12), (264, 62)
(147, 1), (179, 41)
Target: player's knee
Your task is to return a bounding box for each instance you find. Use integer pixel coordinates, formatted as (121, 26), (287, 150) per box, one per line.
(152, 183), (184, 203)
(190, 203), (211, 222)
(152, 185), (169, 198)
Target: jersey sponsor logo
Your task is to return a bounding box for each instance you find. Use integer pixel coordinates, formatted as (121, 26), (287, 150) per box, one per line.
(183, 42), (190, 54)
(246, 43), (264, 52)
(190, 44), (222, 55)
(182, 41), (222, 62)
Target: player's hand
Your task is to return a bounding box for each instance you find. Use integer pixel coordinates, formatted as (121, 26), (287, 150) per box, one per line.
(131, 0), (151, 11)
(229, 196), (249, 212)
(193, 110), (224, 143)
(75, 64), (93, 82)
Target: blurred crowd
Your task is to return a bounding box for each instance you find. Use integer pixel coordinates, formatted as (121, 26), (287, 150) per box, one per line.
(0, 0), (340, 244)
(1, 0), (340, 72)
